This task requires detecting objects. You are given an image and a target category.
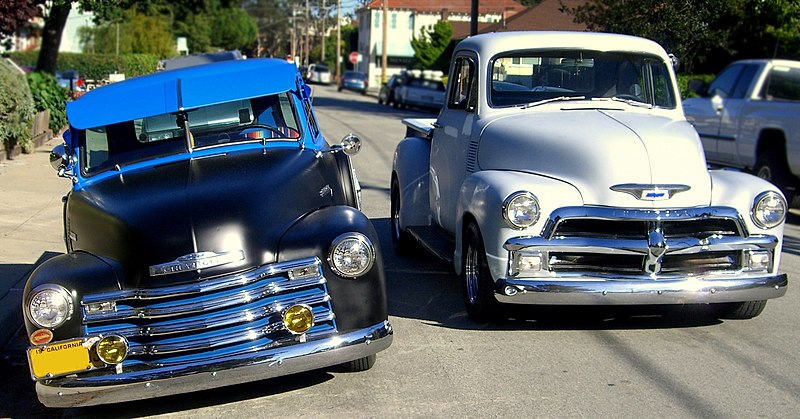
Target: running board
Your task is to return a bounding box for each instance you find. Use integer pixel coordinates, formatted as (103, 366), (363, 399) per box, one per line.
(406, 226), (455, 263)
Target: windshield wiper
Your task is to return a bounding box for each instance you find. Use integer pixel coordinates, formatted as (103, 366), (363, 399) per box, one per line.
(520, 96), (586, 109)
(608, 96), (653, 108)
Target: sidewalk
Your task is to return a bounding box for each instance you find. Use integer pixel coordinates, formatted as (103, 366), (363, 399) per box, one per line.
(0, 136), (70, 348)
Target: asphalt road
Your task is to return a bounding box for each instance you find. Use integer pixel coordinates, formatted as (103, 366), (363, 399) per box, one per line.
(3, 84), (800, 418)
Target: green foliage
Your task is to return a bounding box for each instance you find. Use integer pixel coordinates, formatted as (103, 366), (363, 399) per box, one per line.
(26, 72), (69, 133)
(410, 21), (454, 72)
(565, 0), (800, 73)
(677, 73), (715, 99)
(245, 0), (293, 57)
(9, 51), (159, 80)
(81, 9), (177, 58)
(209, 6), (258, 51)
(0, 59), (35, 154)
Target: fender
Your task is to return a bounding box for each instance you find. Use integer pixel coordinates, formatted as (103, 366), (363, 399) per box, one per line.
(278, 205), (388, 332)
(23, 252), (121, 342)
(392, 136), (432, 230)
(455, 170), (583, 279)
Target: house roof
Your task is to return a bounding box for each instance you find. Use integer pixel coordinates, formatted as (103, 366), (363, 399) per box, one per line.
(362, 0), (524, 15)
(482, 0), (587, 33)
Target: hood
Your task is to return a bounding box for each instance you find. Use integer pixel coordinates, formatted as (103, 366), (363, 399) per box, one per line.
(67, 148), (337, 288)
(478, 109), (710, 208)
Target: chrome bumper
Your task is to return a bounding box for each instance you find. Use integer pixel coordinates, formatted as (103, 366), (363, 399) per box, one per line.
(495, 274), (787, 305)
(36, 320), (392, 408)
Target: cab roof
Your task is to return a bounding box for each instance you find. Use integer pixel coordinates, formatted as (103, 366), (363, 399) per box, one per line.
(66, 58), (301, 130)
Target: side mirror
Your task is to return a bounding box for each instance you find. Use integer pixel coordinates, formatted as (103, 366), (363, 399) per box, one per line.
(49, 143), (77, 179)
(687, 79), (707, 96)
(339, 133), (362, 156)
(668, 54), (681, 71)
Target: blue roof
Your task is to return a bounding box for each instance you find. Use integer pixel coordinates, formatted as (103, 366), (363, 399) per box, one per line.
(66, 58), (300, 130)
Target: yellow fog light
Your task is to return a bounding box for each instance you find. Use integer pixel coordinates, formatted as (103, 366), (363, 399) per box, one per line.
(283, 304), (315, 335)
(95, 335), (128, 365)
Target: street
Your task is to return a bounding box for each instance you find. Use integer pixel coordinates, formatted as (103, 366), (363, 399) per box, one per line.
(2, 84), (800, 418)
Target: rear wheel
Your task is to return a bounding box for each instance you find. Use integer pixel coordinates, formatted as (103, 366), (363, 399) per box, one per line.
(755, 150), (795, 201)
(714, 300), (767, 319)
(462, 222), (501, 322)
(390, 177), (414, 254)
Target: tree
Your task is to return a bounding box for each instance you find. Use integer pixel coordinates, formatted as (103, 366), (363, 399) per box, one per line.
(410, 21), (453, 72)
(0, 0), (44, 50)
(564, 0), (800, 73)
(85, 9), (176, 57)
(245, 0), (293, 58)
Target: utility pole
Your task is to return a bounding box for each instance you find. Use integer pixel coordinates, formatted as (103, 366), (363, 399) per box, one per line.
(336, 0), (341, 80)
(381, 0), (388, 83)
(321, 0), (326, 63)
(470, 0), (478, 36)
(305, 0), (310, 66)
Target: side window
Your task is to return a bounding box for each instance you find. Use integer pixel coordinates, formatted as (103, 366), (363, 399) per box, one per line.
(731, 64), (759, 98)
(708, 64), (744, 98)
(448, 57), (476, 112)
(763, 66), (800, 101)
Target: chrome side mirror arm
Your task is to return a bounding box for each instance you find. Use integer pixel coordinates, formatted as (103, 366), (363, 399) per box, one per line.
(50, 143), (78, 182)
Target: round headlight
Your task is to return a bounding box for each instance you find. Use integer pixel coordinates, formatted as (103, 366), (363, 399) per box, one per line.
(329, 233), (375, 278)
(752, 191), (787, 229)
(95, 335), (128, 364)
(503, 191), (540, 229)
(27, 285), (73, 329)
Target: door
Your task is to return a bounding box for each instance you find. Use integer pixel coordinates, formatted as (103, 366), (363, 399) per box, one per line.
(717, 63), (760, 165)
(429, 54), (479, 233)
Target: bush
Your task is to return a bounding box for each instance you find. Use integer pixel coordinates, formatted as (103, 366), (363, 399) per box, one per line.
(27, 71), (69, 133)
(677, 73), (715, 99)
(0, 59), (35, 155)
(8, 51), (159, 80)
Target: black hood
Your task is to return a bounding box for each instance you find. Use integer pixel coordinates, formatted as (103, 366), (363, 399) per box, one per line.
(67, 148), (339, 288)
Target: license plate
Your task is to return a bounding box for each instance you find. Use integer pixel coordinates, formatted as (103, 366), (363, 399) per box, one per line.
(28, 339), (93, 380)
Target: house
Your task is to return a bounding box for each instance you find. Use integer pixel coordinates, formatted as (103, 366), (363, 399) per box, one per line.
(356, 0), (525, 89)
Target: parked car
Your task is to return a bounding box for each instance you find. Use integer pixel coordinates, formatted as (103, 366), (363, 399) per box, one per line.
(394, 72), (446, 111)
(682, 59), (800, 202)
(378, 74), (402, 106)
(26, 58), (392, 407)
(338, 70), (368, 94)
(392, 31), (787, 323)
(55, 70), (85, 95)
(306, 63), (332, 85)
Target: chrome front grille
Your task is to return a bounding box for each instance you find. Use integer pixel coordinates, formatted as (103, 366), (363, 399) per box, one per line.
(81, 257), (336, 368)
(506, 206), (779, 278)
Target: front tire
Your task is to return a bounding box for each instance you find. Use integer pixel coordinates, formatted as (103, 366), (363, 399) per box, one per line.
(714, 300), (767, 319)
(339, 354), (376, 372)
(390, 176), (414, 254)
(462, 222), (501, 322)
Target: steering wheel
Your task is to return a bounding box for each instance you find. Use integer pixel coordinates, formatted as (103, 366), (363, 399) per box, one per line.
(240, 124), (288, 139)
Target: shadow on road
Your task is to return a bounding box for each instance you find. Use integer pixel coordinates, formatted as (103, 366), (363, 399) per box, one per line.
(311, 91), (438, 117)
(371, 218), (724, 332)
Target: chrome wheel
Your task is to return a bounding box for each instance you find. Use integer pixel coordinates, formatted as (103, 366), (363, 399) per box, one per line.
(465, 240), (480, 305)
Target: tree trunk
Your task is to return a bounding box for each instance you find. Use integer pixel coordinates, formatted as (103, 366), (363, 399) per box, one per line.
(35, 2), (72, 74)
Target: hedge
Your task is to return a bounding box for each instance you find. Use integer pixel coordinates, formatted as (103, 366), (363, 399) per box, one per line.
(8, 51), (159, 80)
(0, 59), (35, 155)
(27, 71), (69, 134)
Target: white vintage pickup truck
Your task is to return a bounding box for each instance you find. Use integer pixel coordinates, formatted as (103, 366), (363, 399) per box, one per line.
(683, 59), (800, 202)
(391, 31), (788, 322)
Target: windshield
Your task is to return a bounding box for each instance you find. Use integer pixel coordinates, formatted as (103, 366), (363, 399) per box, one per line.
(80, 92), (301, 175)
(490, 50), (676, 109)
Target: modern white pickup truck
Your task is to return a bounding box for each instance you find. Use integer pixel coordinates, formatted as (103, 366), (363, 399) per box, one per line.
(683, 59), (800, 201)
(391, 31), (788, 322)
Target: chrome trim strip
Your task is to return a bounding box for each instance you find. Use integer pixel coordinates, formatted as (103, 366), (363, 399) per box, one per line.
(496, 274), (787, 305)
(82, 257), (321, 304)
(539, 206), (747, 239)
(35, 320), (393, 408)
(505, 234), (778, 253)
(85, 276), (325, 323)
(110, 293), (330, 338)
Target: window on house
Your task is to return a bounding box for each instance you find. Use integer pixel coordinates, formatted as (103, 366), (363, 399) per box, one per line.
(374, 12), (380, 28)
(391, 13), (397, 29)
(409, 15), (414, 30)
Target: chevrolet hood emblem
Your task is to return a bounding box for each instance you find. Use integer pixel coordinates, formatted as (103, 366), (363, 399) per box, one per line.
(149, 250), (245, 276)
(610, 184), (691, 201)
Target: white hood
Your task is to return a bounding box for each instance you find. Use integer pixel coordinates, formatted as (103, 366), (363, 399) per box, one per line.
(478, 108), (710, 208)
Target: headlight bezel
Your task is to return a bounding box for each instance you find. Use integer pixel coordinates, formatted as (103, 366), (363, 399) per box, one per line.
(328, 232), (376, 278)
(751, 191), (787, 229)
(502, 191), (540, 229)
(26, 284), (74, 329)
